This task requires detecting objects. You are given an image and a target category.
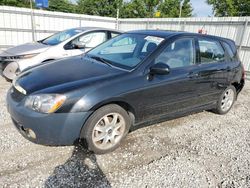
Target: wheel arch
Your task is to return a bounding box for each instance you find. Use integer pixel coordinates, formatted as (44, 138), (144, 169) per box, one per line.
(89, 100), (136, 125)
(42, 59), (55, 63)
(78, 100), (136, 146)
(231, 79), (244, 95)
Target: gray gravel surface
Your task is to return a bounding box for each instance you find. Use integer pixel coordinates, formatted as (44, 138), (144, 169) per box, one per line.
(0, 76), (249, 188)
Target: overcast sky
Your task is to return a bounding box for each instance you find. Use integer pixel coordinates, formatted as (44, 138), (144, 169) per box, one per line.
(70, 0), (213, 17)
(191, 0), (213, 17)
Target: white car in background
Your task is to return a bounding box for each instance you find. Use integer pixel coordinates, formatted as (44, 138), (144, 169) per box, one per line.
(0, 27), (121, 80)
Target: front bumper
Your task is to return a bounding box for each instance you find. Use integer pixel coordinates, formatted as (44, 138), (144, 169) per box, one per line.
(7, 90), (92, 146)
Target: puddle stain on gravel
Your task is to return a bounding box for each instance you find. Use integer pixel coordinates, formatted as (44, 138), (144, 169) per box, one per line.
(45, 146), (111, 188)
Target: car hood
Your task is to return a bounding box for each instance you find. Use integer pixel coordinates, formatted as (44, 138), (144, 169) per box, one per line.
(0, 42), (50, 57)
(15, 55), (126, 94)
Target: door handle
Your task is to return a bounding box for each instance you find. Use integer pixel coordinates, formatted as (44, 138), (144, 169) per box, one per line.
(226, 66), (231, 72)
(188, 72), (199, 78)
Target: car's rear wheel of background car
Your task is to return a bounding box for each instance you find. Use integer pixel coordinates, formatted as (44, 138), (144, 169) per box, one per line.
(81, 104), (131, 154)
(213, 85), (236, 115)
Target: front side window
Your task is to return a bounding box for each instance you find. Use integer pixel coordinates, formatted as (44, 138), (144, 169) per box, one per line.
(199, 39), (225, 64)
(71, 32), (107, 48)
(155, 38), (195, 68)
(41, 29), (83, 45)
(87, 34), (165, 70)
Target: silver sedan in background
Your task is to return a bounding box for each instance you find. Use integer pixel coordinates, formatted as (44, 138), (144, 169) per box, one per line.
(0, 27), (121, 80)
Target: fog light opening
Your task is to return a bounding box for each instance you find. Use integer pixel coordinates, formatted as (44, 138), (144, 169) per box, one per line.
(26, 128), (36, 139)
(20, 126), (36, 139)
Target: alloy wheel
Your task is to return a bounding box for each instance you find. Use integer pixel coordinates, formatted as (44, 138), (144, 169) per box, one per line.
(92, 113), (126, 150)
(221, 88), (235, 112)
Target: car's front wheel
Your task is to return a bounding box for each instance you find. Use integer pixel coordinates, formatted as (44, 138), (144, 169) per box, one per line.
(81, 104), (131, 154)
(3, 62), (20, 81)
(214, 85), (236, 114)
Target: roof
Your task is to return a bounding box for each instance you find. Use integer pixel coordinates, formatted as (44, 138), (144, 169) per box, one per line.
(69, 27), (121, 33)
(127, 30), (185, 38)
(126, 30), (236, 44)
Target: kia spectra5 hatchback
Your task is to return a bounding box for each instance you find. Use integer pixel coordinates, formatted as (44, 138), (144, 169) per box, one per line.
(7, 30), (245, 154)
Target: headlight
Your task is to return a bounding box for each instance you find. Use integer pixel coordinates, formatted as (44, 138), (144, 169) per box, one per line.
(5, 53), (39, 60)
(18, 53), (39, 59)
(24, 94), (66, 113)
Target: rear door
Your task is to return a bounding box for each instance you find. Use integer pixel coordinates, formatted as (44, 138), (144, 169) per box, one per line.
(194, 37), (230, 104)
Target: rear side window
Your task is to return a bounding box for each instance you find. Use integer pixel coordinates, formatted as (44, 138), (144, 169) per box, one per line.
(198, 39), (225, 64)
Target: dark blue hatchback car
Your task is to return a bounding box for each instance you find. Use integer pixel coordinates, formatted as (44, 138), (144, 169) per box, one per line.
(7, 30), (245, 154)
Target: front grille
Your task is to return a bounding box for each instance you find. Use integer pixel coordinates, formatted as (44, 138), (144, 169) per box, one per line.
(11, 87), (25, 102)
(1, 56), (19, 61)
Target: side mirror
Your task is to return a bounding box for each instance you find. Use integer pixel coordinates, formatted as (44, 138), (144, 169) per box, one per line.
(150, 63), (170, 75)
(74, 44), (86, 49)
(64, 43), (86, 50)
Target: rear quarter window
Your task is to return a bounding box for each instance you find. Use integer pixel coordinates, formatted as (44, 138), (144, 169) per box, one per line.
(222, 41), (237, 61)
(111, 32), (120, 38)
(198, 39), (225, 64)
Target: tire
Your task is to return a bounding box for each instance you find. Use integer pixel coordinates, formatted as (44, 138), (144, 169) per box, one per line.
(2, 62), (19, 81)
(80, 104), (131, 154)
(213, 85), (236, 115)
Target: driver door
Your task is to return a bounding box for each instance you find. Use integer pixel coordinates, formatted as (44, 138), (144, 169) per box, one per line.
(140, 37), (201, 121)
(65, 31), (108, 56)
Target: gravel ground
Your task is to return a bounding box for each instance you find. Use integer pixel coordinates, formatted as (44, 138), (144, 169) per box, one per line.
(0, 76), (249, 188)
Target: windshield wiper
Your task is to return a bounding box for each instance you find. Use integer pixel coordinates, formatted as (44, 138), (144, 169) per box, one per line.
(88, 55), (113, 67)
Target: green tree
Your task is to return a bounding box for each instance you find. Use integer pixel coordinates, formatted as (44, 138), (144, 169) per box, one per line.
(0, 0), (31, 8)
(181, 0), (193, 17)
(144, 0), (160, 17)
(47, 0), (77, 13)
(120, 0), (148, 18)
(0, 0), (77, 13)
(158, 0), (193, 18)
(77, 0), (117, 17)
(207, 0), (250, 16)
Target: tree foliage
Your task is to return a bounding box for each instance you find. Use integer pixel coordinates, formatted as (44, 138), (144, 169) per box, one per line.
(0, 0), (194, 18)
(207, 0), (250, 16)
(0, 0), (31, 7)
(0, 0), (77, 13)
(77, 0), (117, 17)
(144, 0), (161, 17)
(120, 0), (193, 18)
(47, 0), (77, 13)
(158, 0), (193, 17)
(120, 0), (148, 18)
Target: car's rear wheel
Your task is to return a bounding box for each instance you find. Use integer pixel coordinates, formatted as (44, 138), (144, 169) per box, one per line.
(81, 104), (131, 154)
(213, 86), (236, 114)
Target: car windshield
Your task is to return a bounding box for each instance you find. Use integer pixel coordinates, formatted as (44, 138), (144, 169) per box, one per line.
(41, 28), (83, 45)
(87, 33), (165, 70)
